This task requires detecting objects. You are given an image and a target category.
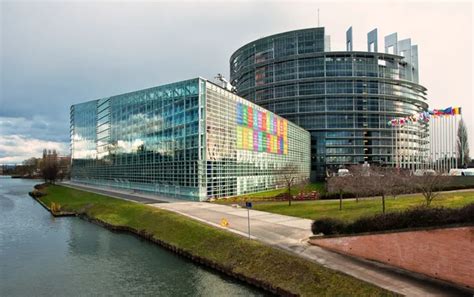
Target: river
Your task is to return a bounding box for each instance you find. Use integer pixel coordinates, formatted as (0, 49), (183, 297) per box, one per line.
(0, 178), (266, 296)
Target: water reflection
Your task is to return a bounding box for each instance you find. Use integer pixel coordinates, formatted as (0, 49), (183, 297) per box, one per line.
(0, 178), (267, 297)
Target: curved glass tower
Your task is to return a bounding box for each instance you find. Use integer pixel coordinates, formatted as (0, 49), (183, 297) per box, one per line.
(230, 27), (428, 179)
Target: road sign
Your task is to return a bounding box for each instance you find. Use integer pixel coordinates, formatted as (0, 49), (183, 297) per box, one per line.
(245, 201), (252, 208)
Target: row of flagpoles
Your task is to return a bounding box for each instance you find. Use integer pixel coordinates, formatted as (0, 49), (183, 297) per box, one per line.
(389, 107), (462, 173)
(387, 106), (462, 127)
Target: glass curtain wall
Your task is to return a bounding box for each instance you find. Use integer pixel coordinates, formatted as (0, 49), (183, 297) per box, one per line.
(71, 78), (311, 201)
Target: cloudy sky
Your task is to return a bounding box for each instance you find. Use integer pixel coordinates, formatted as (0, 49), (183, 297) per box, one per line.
(1, 0), (472, 163)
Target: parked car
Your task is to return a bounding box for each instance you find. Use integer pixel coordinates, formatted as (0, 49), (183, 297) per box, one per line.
(337, 169), (351, 177)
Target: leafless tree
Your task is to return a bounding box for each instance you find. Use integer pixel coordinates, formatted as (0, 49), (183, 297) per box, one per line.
(22, 157), (39, 177)
(327, 175), (351, 210)
(412, 173), (451, 206)
(346, 165), (372, 202)
(279, 163), (305, 206)
(358, 166), (407, 213)
(40, 158), (59, 184)
(457, 119), (470, 168)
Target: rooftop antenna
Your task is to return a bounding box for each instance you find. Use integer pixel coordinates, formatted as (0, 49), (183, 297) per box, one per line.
(317, 8), (320, 27)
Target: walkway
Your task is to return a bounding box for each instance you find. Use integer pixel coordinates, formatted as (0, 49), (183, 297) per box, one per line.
(60, 181), (183, 204)
(60, 182), (469, 296)
(153, 202), (470, 296)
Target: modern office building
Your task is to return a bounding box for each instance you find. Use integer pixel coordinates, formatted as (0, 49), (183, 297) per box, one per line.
(230, 27), (428, 179)
(70, 78), (310, 201)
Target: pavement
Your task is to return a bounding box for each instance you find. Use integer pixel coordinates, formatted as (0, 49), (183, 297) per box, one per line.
(59, 181), (184, 204)
(61, 182), (470, 296)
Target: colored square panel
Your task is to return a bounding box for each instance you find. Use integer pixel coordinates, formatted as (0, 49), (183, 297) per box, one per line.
(266, 133), (271, 152)
(273, 117), (277, 135)
(253, 130), (258, 151)
(253, 109), (258, 129)
(243, 106), (248, 126)
(248, 106), (253, 128)
(236, 126), (242, 149)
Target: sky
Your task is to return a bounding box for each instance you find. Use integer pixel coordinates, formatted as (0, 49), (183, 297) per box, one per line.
(0, 0), (472, 164)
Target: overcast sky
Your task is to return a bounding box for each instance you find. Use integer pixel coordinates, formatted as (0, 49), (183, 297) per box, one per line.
(1, 0), (472, 163)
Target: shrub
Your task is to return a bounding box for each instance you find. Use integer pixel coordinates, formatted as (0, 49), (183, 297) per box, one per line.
(34, 183), (47, 190)
(311, 218), (346, 235)
(312, 203), (474, 235)
(50, 202), (62, 213)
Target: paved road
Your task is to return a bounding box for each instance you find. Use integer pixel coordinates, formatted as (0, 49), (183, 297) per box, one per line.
(153, 202), (470, 297)
(60, 182), (182, 204)
(60, 182), (470, 296)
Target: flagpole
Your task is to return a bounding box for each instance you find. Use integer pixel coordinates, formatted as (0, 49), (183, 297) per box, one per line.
(451, 112), (456, 168)
(455, 114), (458, 169)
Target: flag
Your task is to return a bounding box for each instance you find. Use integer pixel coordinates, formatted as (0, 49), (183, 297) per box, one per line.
(443, 107), (453, 115)
(453, 107), (462, 115)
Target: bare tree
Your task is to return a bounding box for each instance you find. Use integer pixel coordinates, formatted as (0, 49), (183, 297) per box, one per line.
(22, 157), (39, 177)
(413, 173), (451, 206)
(362, 166), (407, 213)
(457, 119), (470, 168)
(279, 163), (303, 206)
(346, 164), (372, 202)
(327, 175), (350, 210)
(40, 158), (59, 184)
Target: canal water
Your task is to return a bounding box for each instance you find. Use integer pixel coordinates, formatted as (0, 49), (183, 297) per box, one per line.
(0, 178), (266, 296)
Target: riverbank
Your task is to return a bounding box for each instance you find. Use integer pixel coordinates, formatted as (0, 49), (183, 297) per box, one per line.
(34, 184), (392, 296)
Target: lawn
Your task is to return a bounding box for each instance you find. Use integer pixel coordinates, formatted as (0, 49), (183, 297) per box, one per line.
(214, 182), (325, 203)
(37, 185), (393, 297)
(253, 191), (474, 222)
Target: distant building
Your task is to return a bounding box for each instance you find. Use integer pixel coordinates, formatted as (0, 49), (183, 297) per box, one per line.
(70, 78), (311, 201)
(230, 27), (428, 179)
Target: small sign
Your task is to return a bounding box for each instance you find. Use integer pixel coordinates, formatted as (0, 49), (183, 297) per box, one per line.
(220, 218), (229, 227)
(245, 202), (252, 208)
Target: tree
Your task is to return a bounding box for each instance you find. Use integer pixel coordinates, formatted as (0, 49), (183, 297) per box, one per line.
(346, 164), (372, 202)
(327, 175), (350, 210)
(361, 166), (407, 214)
(22, 157), (39, 177)
(41, 159), (59, 184)
(413, 173), (451, 206)
(279, 163), (304, 206)
(457, 119), (470, 168)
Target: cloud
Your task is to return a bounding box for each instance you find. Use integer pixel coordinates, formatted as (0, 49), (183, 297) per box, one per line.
(0, 116), (69, 163)
(1, 1), (472, 159)
(0, 135), (68, 164)
(0, 116), (69, 143)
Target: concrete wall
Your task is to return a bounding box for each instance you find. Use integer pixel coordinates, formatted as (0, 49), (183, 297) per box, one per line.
(311, 227), (474, 289)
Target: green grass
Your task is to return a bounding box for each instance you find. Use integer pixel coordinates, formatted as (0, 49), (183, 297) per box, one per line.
(214, 182), (325, 204)
(38, 185), (393, 297)
(253, 191), (474, 222)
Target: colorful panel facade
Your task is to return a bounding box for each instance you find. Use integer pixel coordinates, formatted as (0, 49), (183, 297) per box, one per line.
(236, 102), (288, 155)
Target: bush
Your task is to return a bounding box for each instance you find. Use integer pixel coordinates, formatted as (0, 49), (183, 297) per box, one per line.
(34, 183), (47, 190)
(50, 202), (62, 213)
(312, 203), (474, 235)
(311, 218), (346, 235)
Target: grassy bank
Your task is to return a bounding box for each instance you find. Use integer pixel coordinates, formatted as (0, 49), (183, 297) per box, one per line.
(214, 182), (325, 204)
(253, 191), (474, 222)
(38, 185), (393, 296)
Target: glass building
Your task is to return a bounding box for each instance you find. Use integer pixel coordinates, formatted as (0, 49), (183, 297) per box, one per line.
(70, 78), (310, 201)
(230, 27), (429, 179)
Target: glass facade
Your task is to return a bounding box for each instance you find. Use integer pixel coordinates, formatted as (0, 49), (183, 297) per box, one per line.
(71, 78), (310, 201)
(230, 28), (428, 179)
